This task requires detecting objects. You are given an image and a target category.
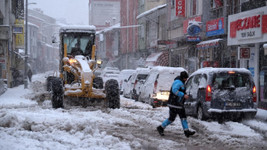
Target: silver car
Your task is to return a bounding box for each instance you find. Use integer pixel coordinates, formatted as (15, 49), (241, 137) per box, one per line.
(184, 68), (257, 122)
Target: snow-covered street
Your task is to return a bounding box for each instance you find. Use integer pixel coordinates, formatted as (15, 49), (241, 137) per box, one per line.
(0, 73), (267, 150)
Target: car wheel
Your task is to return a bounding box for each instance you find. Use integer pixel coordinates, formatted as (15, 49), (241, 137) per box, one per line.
(149, 98), (155, 108)
(105, 79), (120, 109)
(46, 76), (57, 91)
(51, 78), (64, 109)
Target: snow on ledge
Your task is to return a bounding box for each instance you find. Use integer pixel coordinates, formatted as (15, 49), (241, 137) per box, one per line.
(137, 4), (167, 19)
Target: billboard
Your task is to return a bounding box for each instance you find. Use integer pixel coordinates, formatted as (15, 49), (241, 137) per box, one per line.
(228, 6), (267, 45)
(206, 17), (224, 37)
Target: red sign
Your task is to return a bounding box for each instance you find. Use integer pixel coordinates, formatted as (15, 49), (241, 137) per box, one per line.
(230, 15), (261, 38)
(206, 17), (224, 32)
(262, 15), (267, 33)
(240, 48), (250, 59)
(183, 16), (201, 34)
(176, 0), (185, 17)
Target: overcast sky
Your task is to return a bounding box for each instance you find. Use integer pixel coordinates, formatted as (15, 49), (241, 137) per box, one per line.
(28, 0), (89, 25)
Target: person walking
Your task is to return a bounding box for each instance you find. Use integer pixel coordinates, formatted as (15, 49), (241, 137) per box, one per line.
(157, 71), (195, 138)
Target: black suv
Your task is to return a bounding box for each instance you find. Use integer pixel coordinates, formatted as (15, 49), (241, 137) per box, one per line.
(184, 68), (257, 122)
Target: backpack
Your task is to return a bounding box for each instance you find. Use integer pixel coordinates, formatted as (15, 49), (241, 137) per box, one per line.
(167, 79), (186, 107)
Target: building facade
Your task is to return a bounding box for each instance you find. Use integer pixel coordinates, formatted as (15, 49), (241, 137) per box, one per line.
(89, 0), (120, 30)
(0, 0), (25, 87)
(28, 9), (59, 73)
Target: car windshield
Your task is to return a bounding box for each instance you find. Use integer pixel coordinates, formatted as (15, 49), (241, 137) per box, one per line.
(212, 72), (252, 89)
(137, 74), (148, 81)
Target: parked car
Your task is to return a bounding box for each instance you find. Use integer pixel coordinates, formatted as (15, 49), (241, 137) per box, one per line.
(123, 67), (150, 99)
(138, 66), (186, 107)
(0, 78), (7, 96)
(184, 67), (257, 122)
(100, 67), (120, 84)
(118, 69), (135, 94)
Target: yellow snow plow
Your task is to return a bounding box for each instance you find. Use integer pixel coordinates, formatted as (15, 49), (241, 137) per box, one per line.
(46, 25), (120, 109)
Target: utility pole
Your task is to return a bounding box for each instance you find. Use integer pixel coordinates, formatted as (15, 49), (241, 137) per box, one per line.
(24, 0), (28, 89)
(126, 0), (129, 69)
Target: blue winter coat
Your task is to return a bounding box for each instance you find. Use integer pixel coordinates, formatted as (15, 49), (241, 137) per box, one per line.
(167, 76), (186, 109)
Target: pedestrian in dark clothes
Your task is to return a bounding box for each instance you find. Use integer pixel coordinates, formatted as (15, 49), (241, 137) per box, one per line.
(157, 71), (195, 138)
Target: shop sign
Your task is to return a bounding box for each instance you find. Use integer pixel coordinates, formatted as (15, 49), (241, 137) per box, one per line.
(157, 40), (176, 45)
(239, 47), (250, 59)
(186, 36), (201, 42)
(228, 6), (267, 46)
(230, 14), (262, 40)
(206, 17), (224, 37)
(13, 26), (23, 34)
(183, 16), (201, 34)
(176, 0), (185, 17)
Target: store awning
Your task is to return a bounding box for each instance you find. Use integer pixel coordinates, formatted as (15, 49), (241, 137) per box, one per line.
(145, 51), (169, 67)
(196, 39), (223, 50)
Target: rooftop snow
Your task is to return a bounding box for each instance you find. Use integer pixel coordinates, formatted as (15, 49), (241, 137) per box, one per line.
(146, 52), (163, 62)
(137, 4), (167, 19)
(60, 25), (96, 33)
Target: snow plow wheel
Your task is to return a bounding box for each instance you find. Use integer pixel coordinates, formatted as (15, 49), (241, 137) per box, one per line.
(46, 76), (57, 91)
(93, 77), (104, 89)
(51, 78), (64, 109)
(105, 79), (120, 109)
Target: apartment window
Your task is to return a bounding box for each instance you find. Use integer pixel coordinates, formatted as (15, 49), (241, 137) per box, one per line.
(171, 0), (175, 8)
(189, 0), (197, 16)
(210, 0), (223, 19)
(210, 0), (223, 8)
(227, 0), (240, 15)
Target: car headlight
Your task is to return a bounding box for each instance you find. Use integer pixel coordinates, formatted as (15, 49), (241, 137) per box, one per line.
(152, 91), (170, 101)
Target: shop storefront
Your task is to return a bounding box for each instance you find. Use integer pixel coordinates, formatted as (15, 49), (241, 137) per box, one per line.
(196, 38), (226, 68)
(228, 6), (267, 107)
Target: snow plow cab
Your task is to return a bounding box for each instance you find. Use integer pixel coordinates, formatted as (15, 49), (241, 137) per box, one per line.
(47, 25), (120, 109)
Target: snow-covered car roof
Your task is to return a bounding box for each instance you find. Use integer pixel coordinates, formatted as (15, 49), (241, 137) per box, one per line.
(191, 67), (252, 77)
(150, 66), (186, 74)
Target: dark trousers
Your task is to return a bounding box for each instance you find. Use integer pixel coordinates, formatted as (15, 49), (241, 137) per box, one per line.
(168, 107), (187, 122)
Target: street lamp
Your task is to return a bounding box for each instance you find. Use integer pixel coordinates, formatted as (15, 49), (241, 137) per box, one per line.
(24, 0), (36, 89)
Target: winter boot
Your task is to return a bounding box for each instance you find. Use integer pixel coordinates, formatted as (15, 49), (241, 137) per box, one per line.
(184, 130), (195, 138)
(157, 126), (165, 136)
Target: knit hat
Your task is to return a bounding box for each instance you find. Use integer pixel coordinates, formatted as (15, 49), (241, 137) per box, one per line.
(180, 71), (189, 79)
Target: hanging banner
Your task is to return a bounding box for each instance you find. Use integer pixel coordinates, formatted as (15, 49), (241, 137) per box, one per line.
(176, 0), (185, 17)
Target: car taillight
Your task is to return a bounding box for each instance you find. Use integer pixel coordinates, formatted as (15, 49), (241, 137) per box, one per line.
(205, 85), (212, 101)
(153, 80), (158, 94)
(253, 86), (256, 102)
(134, 80), (137, 89)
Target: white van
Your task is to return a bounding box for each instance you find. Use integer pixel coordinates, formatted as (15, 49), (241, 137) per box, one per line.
(123, 67), (150, 99)
(118, 69), (135, 94)
(138, 66), (186, 107)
